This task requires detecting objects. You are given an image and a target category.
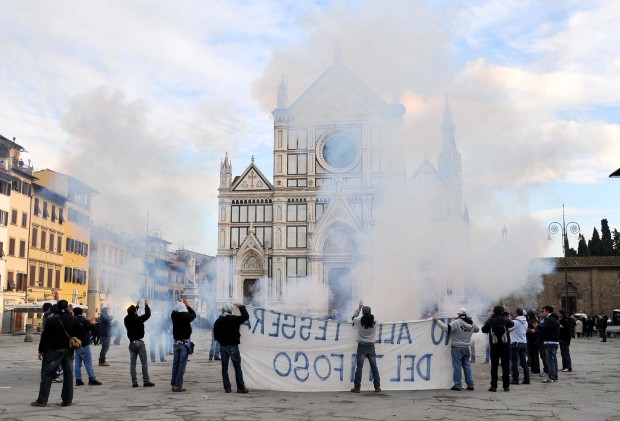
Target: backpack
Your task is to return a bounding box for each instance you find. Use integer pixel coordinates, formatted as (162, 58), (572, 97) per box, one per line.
(490, 324), (507, 344)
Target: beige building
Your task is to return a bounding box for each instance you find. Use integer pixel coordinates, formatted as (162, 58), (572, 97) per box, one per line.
(216, 57), (467, 315)
(0, 135), (36, 333)
(34, 170), (96, 308)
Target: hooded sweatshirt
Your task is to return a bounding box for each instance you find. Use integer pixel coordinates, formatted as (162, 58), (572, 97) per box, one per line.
(509, 315), (528, 344)
(351, 307), (377, 343)
(435, 316), (479, 348)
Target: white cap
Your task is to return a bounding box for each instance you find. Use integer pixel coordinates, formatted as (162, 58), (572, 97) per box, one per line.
(458, 308), (467, 315)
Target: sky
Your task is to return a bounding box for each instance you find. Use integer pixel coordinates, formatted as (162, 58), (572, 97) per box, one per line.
(0, 0), (618, 257)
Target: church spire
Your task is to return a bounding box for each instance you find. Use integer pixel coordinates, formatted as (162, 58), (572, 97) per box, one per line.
(277, 75), (287, 109)
(438, 95), (461, 184)
(219, 152), (232, 190)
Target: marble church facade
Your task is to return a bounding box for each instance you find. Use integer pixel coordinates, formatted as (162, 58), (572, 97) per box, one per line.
(216, 57), (466, 315)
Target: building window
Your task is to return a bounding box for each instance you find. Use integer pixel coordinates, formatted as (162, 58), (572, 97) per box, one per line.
(7, 271), (14, 290)
(21, 212), (27, 228)
(287, 154), (307, 175)
(51, 205), (57, 222)
(0, 241), (4, 257)
(10, 209), (17, 225)
(231, 204), (273, 223)
(254, 226), (273, 248)
(29, 265), (36, 286)
(39, 267), (45, 287)
(55, 269), (61, 288)
(230, 227), (248, 249)
(31, 228), (38, 247)
(64, 266), (73, 283)
(315, 201), (329, 221)
(0, 210), (8, 226)
(287, 204), (307, 222)
(47, 268), (53, 288)
(8, 238), (15, 256)
(34, 198), (41, 215)
(43, 202), (49, 219)
(49, 234), (55, 252)
(17, 273), (27, 291)
(286, 226), (307, 248)
(41, 231), (47, 250)
(19, 240), (25, 258)
(58, 208), (64, 224)
(287, 130), (307, 150)
(57, 236), (62, 254)
(66, 237), (74, 253)
(0, 180), (10, 196)
(286, 257), (307, 279)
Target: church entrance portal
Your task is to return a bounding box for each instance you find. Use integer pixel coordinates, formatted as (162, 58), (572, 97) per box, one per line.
(243, 279), (258, 305)
(328, 268), (352, 318)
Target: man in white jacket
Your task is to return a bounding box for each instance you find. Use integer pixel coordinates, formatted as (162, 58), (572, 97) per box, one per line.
(509, 308), (530, 385)
(433, 308), (479, 391)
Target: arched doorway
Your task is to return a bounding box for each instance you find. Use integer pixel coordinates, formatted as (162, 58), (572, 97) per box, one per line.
(323, 222), (359, 317)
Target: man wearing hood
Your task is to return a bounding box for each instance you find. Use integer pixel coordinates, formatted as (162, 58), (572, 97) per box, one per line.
(213, 302), (250, 393)
(481, 305), (514, 392)
(170, 297), (196, 392)
(534, 305), (560, 383)
(351, 301), (381, 393)
(509, 308), (530, 385)
(433, 308), (479, 391)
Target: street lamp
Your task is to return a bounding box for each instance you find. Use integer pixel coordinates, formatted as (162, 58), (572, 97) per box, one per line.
(547, 204), (580, 314)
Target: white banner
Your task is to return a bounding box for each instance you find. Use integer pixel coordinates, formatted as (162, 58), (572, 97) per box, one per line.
(238, 307), (453, 391)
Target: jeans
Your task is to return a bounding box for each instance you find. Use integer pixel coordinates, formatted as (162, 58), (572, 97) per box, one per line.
(451, 346), (473, 389)
(99, 336), (111, 364)
(485, 342), (490, 362)
(220, 344), (245, 392)
(75, 345), (97, 381)
(209, 330), (221, 359)
(36, 348), (74, 405)
(489, 343), (510, 389)
(527, 340), (540, 373)
(544, 343), (558, 380)
(560, 341), (572, 371)
(171, 342), (189, 389)
(150, 333), (165, 362)
(353, 342), (381, 390)
(129, 340), (150, 385)
(510, 342), (530, 382)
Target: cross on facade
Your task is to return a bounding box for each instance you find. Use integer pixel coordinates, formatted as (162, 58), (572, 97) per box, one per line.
(248, 171), (257, 187)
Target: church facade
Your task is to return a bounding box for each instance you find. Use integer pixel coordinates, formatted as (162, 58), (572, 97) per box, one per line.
(216, 57), (466, 316)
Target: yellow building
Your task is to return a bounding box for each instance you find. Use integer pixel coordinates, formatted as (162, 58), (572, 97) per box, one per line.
(0, 135), (36, 333)
(34, 170), (97, 309)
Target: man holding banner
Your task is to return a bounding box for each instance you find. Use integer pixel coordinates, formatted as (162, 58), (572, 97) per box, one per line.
(350, 301), (381, 393)
(432, 308), (479, 391)
(214, 303), (250, 394)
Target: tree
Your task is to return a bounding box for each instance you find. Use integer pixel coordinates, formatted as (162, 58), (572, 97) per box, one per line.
(577, 234), (589, 256)
(613, 229), (620, 256)
(588, 228), (602, 256)
(601, 219), (614, 255)
(564, 235), (577, 256)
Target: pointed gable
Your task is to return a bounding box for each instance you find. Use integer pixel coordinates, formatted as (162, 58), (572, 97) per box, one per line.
(283, 62), (402, 123)
(231, 162), (273, 192)
(408, 159), (446, 187)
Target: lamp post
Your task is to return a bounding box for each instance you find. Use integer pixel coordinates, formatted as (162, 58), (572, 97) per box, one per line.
(547, 204), (580, 314)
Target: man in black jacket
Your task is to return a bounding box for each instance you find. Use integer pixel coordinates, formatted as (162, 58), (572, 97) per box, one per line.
(481, 305), (514, 392)
(73, 307), (102, 386)
(32, 299), (79, 407)
(170, 297), (196, 392)
(213, 303), (249, 393)
(558, 309), (572, 373)
(124, 299), (154, 388)
(534, 305), (560, 383)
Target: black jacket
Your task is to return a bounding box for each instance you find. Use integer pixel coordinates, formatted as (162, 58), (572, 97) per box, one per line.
(75, 315), (95, 345)
(38, 311), (79, 353)
(171, 307), (197, 341)
(559, 316), (572, 342)
(481, 315), (514, 345)
(124, 305), (151, 341)
(213, 306), (249, 346)
(99, 308), (113, 337)
(537, 313), (560, 342)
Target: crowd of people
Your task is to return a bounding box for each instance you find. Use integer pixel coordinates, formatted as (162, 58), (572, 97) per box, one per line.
(28, 295), (614, 406)
(30, 296), (249, 407)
